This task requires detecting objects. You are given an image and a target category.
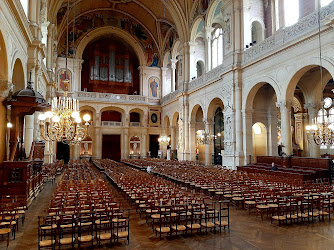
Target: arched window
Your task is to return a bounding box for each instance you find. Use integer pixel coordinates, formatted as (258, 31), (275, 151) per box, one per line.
(20, 0), (29, 17)
(251, 21), (264, 43)
(284, 0), (299, 27)
(211, 28), (223, 69)
(321, 0), (332, 7)
(196, 61), (204, 77)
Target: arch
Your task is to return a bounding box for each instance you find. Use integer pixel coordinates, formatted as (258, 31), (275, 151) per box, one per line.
(285, 61), (334, 103)
(99, 106), (126, 122)
(76, 27), (146, 67)
(163, 50), (171, 68)
(196, 60), (205, 77)
(171, 39), (181, 60)
(207, 97), (224, 121)
(189, 102), (205, 121)
(252, 122), (268, 156)
(250, 18), (265, 43)
(243, 78), (281, 110)
(171, 111), (179, 126)
(190, 16), (205, 42)
(0, 31), (8, 80)
(79, 105), (97, 120)
(205, 0), (223, 28)
(12, 59), (25, 91)
(163, 115), (171, 128)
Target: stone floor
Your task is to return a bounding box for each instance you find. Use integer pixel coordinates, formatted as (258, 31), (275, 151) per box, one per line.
(2, 173), (334, 250)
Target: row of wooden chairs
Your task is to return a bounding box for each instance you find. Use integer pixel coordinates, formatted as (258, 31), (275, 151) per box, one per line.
(94, 159), (230, 239)
(38, 209), (129, 249)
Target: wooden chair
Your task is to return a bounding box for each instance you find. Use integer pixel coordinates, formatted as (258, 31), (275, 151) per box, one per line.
(113, 209), (130, 244)
(38, 216), (57, 250)
(57, 214), (76, 249)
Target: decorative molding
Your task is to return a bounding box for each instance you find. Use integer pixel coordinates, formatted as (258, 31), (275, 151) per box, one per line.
(0, 80), (13, 100)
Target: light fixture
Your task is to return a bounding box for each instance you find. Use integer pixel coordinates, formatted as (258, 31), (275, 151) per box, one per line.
(158, 135), (170, 146)
(196, 127), (215, 145)
(38, 0), (91, 145)
(7, 122), (12, 128)
(305, 0), (334, 146)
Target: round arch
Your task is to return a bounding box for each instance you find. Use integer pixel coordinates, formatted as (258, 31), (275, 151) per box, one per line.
(99, 106), (126, 122)
(76, 27), (146, 67)
(163, 115), (171, 128)
(285, 61), (334, 103)
(207, 97), (224, 121)
(0, 30), (8, 80)
(171, 39), (181, 60)
(12, 59), (25, 91)
(171, 111), (179, 126)
(205, 0), (223, 28)
(243, 78), (281, 110)
(190, 16), (205, 42)
(79, 105), (97, 120)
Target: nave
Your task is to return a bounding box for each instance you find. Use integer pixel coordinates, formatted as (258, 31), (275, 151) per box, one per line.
(2, 160), (334, 249)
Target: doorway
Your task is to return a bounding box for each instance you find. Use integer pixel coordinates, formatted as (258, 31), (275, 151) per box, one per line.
(102, 135), (121, 161)
(149, 135), (159, 158)
(57, 142), (70, 164)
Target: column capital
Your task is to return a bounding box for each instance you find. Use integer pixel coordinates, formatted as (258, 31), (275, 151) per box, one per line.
(0, 80), (13, 101)
(276, 101), (292, 110)
(303, 102), (321, 111)
(205, 26), (214, 39)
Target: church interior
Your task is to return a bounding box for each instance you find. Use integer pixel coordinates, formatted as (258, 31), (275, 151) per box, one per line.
(2, 0), (334, 249)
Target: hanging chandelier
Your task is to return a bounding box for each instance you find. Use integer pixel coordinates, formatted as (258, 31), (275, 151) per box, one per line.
(38, 83), (91, 145)
(158, 135), (170, 146)
(305, 0), (333, 146)
(38, 0), (91, 145)
(196, 129), (215, 145)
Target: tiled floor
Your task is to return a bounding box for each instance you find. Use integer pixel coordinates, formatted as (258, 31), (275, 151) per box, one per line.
(2, 174), (334, 250)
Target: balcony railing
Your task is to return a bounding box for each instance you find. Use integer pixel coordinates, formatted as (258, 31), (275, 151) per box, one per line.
(101, 121), (122, 127)
(75, 92), (160, 105)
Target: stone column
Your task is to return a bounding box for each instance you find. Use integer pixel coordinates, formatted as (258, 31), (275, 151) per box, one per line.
(0, 80), (12, 163)
(242, 109), (253, 164)
(24, 115), (34, 157)
(204, 119), (212, 165)
(304, 103), (320, 157)
(138, 66), (144, 96)
(184, 98), (190, 160)
(189, 120), (197, 161)
(188, 42), (197, 81)
(123, 129), (129, 159)
(28, 0), (41, 39)
(170, 125), (176, 151)
(267, 110), (279, 156)
(235, 85), (243, 164)
(46, 24), (55, 71)
(278, 0), (285, 29)
(161, 67), (168, 96)
(277, 101), (292, 155)
(205, 27), (214, 72)
(141, 132), (147, 157)
(170, 59), (177, 92)
(94, 127), (102, 158)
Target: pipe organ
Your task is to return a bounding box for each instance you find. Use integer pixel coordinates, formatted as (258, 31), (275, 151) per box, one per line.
(89, 45), (133, 92)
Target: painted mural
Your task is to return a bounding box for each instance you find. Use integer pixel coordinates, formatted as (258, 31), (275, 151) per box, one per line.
(149, 76), (160, 98)
(57, 68), (72, 92)
(164, 28), (178, 53)
(58, 10), (159, 67)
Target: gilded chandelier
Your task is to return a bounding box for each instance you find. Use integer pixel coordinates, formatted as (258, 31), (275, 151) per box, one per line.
(38, 83), (91, 145)
(196, 129), (215, 145)
(158, 135), (170, 146)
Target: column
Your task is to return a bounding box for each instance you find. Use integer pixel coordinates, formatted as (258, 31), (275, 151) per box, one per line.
(204, 119), (212, 165)
(235, 85), (243, 164)
(94, 128), (102, 158)
(123, 129), (129, 159)
(267, 110), (279, 156)
(189, 120), (197, 161)
(141, 132), (147, 157)
(278, 0), (285, 29)
(242, 109), (253, 164)
(138, 66), (144, 96)
(170, 59), (177, 92)
(188, 42), (197, 80)
(184, 99), (190, 159)
(24, 115), (34, 157)
(28, 0), (41, 39)
(304, 103), (320, 157)
(170, 126), (176, 151)
(204, 27), (213, 72)
(277, 101), (292, 155)
(161, 67), (168, 96)
(233, 0), (243, 51)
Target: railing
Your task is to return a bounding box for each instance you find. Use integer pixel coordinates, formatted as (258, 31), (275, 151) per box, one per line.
(101, 121), (122, 127)
(75, 92), (160, 105)
(243, 2), (334, 63)
(130, 122), (140, 127)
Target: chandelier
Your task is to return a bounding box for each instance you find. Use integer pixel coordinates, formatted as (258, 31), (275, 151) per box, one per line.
(305, 1), (332, 146)
(38, 0), (91, 145)
(38, 83), (91, 145)
(196, 129), (215, 145)
(158, 135), (170, 146)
